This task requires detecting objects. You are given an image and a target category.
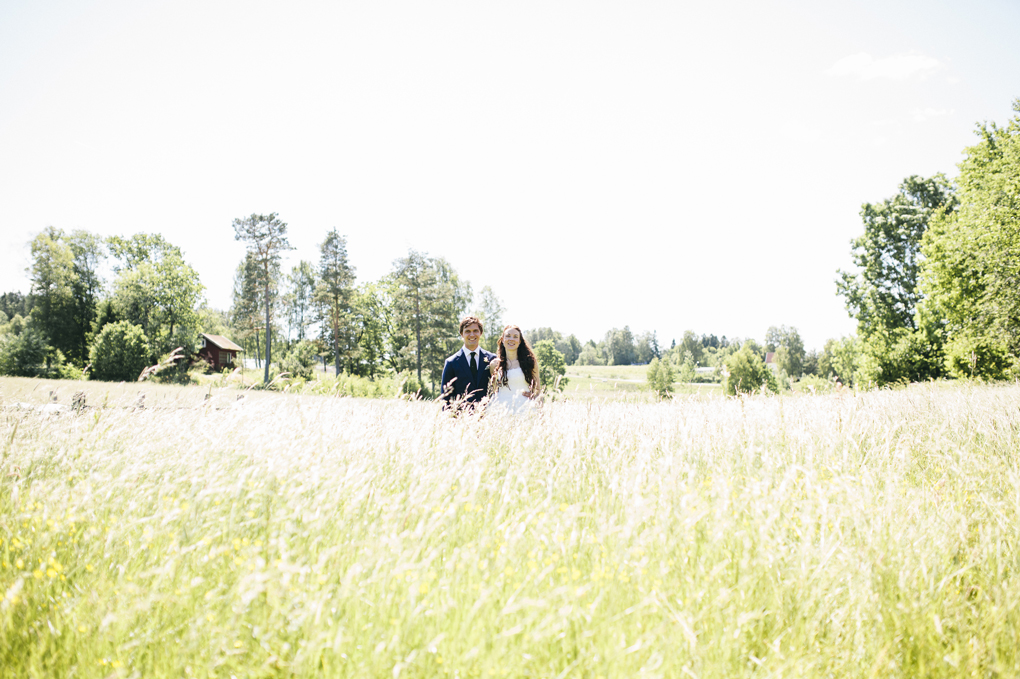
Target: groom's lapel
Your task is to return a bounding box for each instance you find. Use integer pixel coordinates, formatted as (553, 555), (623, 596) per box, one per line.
(454, 350), (470, 385)
(474, 350), (492, 390)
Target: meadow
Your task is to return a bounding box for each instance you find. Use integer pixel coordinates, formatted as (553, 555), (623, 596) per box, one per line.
(2, 376), (1019, 677)
(562, 365), (721, 401)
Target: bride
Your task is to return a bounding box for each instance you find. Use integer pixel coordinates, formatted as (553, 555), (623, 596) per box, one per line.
(487, 325), (540, 414)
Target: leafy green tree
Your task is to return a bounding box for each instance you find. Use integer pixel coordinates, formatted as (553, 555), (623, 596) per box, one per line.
(474, 286), (504, 352)
(232, 213), (293, 384)
(230, 251), (267, 367)
(197, 307), (230, 338)
(349, 282), (387, 378)
(723, 344), (778, 395)
(0, 327), (48, 377)
(526, 327), (580, 367)
(822, 336), (860, 386)
(529, 328), (556, 343)
(278, 339), (319, 380)
(675, 349), (696, 384)
(802, 349), (820, 376)
(388, 250), (470, 393)
(575, 343), (605, 366)
(108, 233), (181, 271)
(635, 331), (660, 364)
(561, 334), (582, 366)
(27, 227), (77, 363)
(1, 314), (26, 336)
(943, 332), (1012, 380)
(919, 100), (1020, 379)
(534, 339), (568, 392)
(838, 175), (957, 333)
(604, 327), (636, 365)
(65, 230), (105, 365)
(284, 261), (317, 342)
(837, 175), (957, 385)
(678, 330), (704, 367)
(109, 234), (204, 365)
(0, 292), (31, 320)
(764, 325), (805, 377)
(314, 229), (356, 376)
(646, 356), (675, 399)
(526, 327), (582, 366)
(89, 321), (150, 382)
(25, 228), (105, 367)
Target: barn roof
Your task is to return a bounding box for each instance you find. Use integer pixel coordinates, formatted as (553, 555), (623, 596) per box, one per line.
(202, 333), (243, 352)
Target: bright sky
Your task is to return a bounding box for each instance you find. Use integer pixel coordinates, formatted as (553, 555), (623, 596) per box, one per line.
(2, 0), (1018, 351)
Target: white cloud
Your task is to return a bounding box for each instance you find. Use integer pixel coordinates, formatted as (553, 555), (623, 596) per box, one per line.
(826, 52), (942, 80)
(911, 107), (954, 122)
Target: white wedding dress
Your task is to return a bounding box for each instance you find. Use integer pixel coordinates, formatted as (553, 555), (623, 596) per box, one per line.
(491, 366), (533, 415)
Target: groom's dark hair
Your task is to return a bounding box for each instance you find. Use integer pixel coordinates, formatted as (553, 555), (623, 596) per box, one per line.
(459, 315), (484, 335)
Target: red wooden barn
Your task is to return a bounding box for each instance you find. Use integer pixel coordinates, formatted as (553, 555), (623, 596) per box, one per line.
(198, 333), (243, 371)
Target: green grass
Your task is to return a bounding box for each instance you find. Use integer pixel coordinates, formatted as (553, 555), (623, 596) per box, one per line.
(563, 364), (721, 401)
(565, 364), (651, 382)
(2, 378), (1019, 677)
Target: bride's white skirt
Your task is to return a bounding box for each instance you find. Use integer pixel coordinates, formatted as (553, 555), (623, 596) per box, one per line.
(488, 388), (534, 416)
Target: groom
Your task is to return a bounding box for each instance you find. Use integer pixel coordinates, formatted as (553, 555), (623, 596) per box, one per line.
(441, 315), (496, 410)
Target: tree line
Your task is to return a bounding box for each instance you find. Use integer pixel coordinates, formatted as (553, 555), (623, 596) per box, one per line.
(3, 101), (1016, 393)
(653, 98), (1020, 397)
(0, 229), (206, 382)
(0, 216), (812, 395)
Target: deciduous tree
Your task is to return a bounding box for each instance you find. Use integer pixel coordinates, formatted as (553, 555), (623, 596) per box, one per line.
(232, 213), (293, 384)
(534, 339), (568, 392)
(474, 286), (504, 352)
(109, 233), (204, 365)
(604, 326), (636, 366)
(647, 356), (675, 399)
(89, 321), (150, 382)
(919, 100), (1020, 379)
(764, 325), (805, 377)
(230, 251), (266, 367)
(388, 250), (470, 392)
(284, 261), (317, 342)
(28, 228), (77, 364)
(837, 175), (957, 384)
(724, 344), (778, 395)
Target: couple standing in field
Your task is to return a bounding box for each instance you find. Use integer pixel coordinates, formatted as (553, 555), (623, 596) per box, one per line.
(440, 315), (541, 415)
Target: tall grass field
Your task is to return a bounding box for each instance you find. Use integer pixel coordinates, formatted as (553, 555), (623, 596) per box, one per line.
(2, 377), (1019, 677)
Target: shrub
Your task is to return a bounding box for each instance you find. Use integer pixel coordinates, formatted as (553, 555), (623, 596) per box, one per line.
(534, 339), (569, 393)
(723, 345), (779, 396)
(279, 340), (320, 380)
(0, 327), (49, 377)
(647, 356), (675, 400)
(89, 321), (151, 382)
(791, 374), (838, 394)
(944, 333), (1014, 380)
(575, 344), (606, 366)
(674, 349), (696, 385)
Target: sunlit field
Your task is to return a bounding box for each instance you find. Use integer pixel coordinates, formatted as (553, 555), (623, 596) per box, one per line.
(2, 377), (1019, 677)
(563, 365), (721, 401)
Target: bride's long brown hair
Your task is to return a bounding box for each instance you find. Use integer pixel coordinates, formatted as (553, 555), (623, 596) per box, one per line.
(494, 325), (540, 392)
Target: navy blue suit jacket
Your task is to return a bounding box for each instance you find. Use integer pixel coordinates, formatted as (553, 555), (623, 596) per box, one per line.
(441, 347), (496, 407)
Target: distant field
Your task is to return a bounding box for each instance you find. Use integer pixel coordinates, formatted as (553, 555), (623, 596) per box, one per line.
(563, 364), (721, 401)
(3, 377), (1018, 677)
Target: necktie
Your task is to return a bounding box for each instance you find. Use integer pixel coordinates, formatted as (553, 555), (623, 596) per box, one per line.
(470, 351), (478, 378)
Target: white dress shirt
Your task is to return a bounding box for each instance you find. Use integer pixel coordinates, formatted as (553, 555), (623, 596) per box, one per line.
(461, 346), (482, 368)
